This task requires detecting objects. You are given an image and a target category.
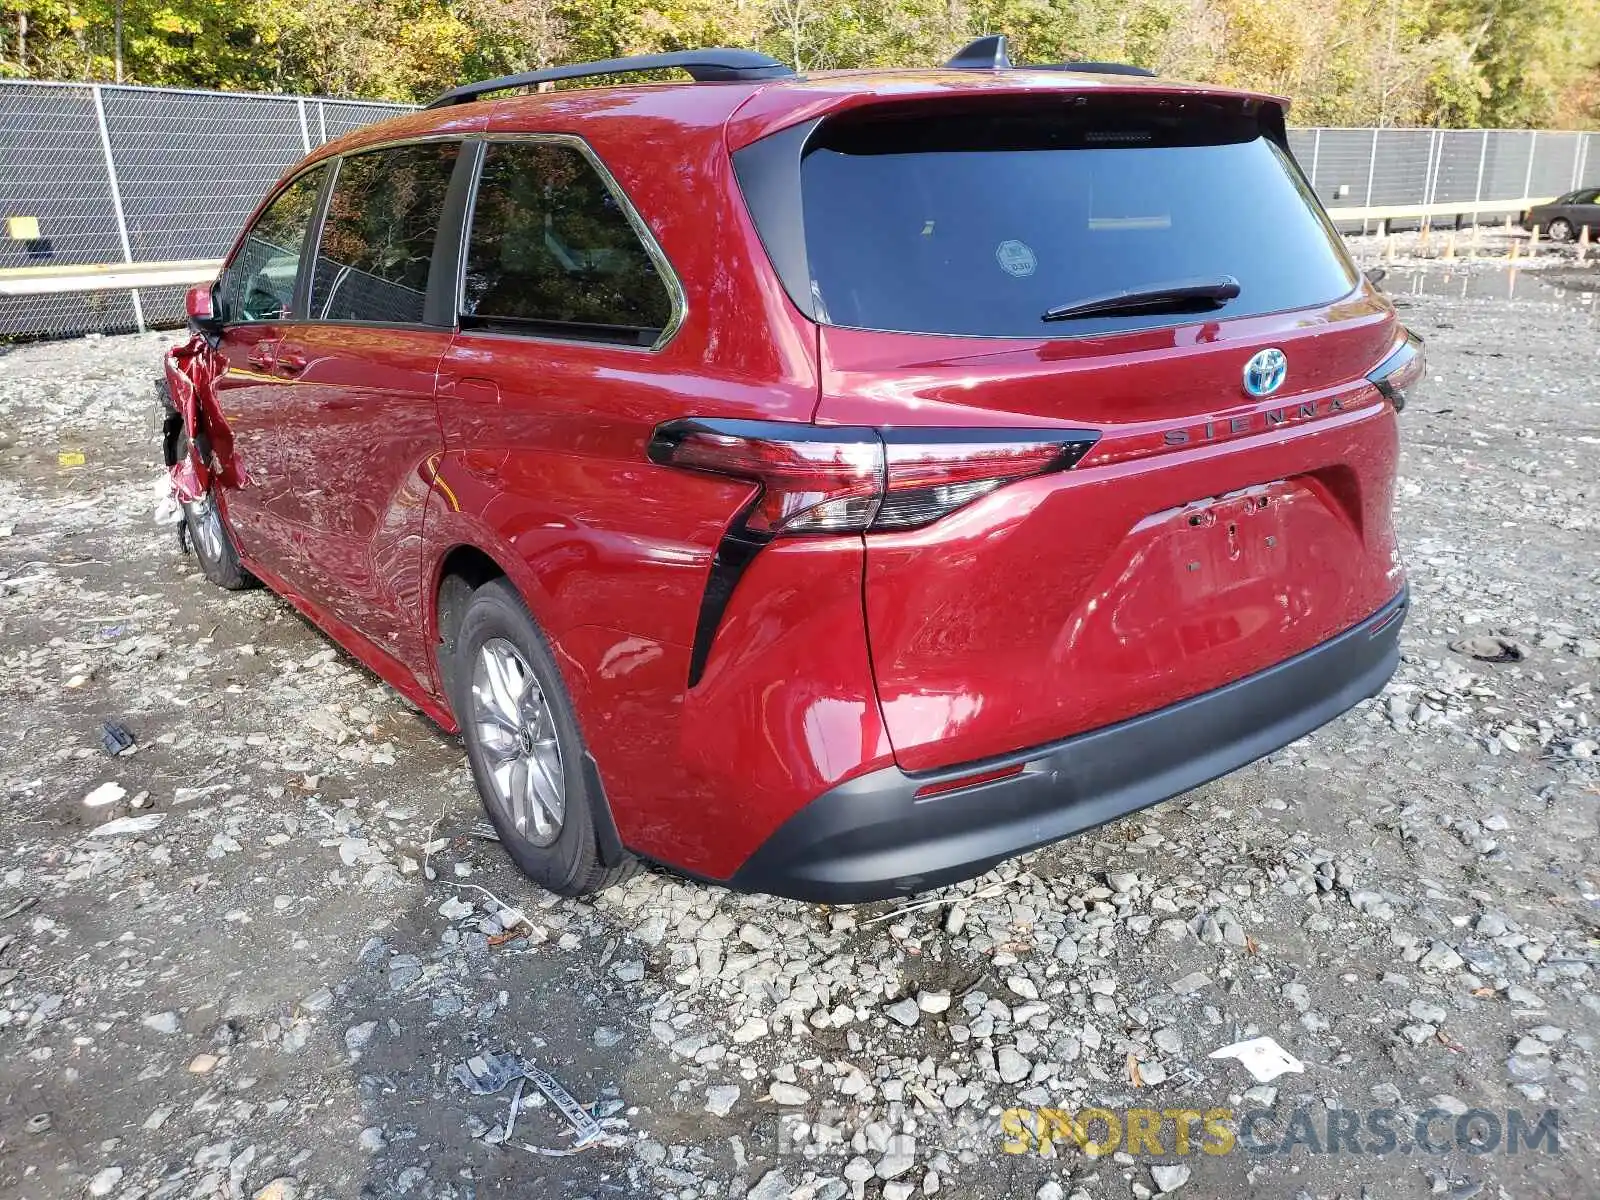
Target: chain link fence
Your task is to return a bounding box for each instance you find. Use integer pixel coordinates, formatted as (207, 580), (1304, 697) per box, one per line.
(0, 81), (409, 339)
(2, 78), (1598, 340)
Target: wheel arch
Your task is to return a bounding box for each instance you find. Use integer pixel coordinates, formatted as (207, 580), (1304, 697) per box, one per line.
(428, 539), (630, 870)
(423, 534), (573, 710)
(428, 542), (513, 704)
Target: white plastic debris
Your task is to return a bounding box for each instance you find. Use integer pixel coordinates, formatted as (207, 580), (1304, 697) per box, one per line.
(83, 782), (126, 808)
(1208, 1036), (1305, 1083)
(153, 472), (183, 525)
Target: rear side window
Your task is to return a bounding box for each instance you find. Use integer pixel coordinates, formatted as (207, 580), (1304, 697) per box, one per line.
(219, 165), (326, 323)
(798, 99), (1358, 338)
(309, 142), (459, 324)
(461, 141), (675, 346)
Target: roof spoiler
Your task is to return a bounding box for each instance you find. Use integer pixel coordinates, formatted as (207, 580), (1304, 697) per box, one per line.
(425, 49), (793, 109)
(943, 34), (1156, 77)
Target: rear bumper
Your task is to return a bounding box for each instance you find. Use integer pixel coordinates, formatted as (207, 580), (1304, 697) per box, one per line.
(728, 587), (1408, 903)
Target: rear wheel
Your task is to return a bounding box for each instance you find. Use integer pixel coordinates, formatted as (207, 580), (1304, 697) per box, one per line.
(1547, 217), (1575, 243)
(450, 578), (634, 896)
(174, 428), (255, 591)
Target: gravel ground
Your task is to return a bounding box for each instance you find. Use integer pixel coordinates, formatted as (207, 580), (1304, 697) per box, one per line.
(1, 274), (1597, 1200)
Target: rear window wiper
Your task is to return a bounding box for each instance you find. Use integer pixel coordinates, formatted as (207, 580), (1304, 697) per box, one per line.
(1041, 275), (1241, 322)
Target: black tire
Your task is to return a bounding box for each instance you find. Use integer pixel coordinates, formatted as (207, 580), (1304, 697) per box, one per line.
(174, 427), (256, 591)
(449, 578), (634, 896)
(1547, 218), (1575, 243)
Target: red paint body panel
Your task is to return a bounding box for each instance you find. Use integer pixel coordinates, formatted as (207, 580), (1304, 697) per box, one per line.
(270, 325), (449, 686)
(549, 539), (894, 878)
(820, 290), (1402, 771)
(861, 406), (1400, 770)
(212, 323), (302, 570)
(174, 67), (1406, 890)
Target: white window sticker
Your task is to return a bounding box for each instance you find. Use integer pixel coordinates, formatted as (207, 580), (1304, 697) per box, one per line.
(995, 239), (1037, 278)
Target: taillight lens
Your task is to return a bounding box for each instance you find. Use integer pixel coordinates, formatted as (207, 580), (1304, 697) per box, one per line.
(648, 419), (1097, 537)
(877, 435), (1082, 529)
(648, 423), (882, 535)
(1369, 329), (1425, 412)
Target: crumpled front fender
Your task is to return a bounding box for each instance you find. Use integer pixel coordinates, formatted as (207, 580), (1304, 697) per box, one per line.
(162, 335), (236, 502)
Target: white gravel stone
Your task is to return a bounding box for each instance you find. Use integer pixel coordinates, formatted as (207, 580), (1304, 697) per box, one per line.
(886, 998), (921, 1027)
(876, 1137), (916, 1179)
(6, 300), (1598, 1200)
(997, 1047), (1031, 1084)
(1006, 977), (1039, 1001)
(768, 1081), (810, 1105)
(1419, 942), (1465, 972)
(731, 1016), (769, 1043)
(1151, 1163), (1192, 1193)
(704, 1084), (740, 1117)
(748, 1170), (790, 1200)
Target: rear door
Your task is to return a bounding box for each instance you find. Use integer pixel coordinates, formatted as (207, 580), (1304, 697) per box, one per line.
(271, 141), (460, 675)
(209, 163), (330, 571)
(433, 134), (694, 649)
(795, 95), (1405, 770)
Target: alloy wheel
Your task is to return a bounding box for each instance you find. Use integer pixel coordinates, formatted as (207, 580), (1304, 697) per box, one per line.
(185, 493), (227, 564)
(471, 637), (566, 846)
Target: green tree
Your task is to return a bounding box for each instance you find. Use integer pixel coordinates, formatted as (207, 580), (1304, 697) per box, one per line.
(0, 0), (1594, 127)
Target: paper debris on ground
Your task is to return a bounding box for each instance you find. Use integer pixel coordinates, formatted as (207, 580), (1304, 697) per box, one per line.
(1208, 1036), (1305, 1083)
(83, 782), (126, 808)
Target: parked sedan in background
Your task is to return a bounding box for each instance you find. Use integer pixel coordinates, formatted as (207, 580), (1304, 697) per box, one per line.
(1523, 188), (1600, 241)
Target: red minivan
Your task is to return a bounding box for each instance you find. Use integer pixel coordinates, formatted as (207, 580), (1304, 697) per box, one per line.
(161, 38), (1418, 902)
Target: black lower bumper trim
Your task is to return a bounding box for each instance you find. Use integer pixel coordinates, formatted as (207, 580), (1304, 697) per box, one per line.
(729, 589), (1408, 903)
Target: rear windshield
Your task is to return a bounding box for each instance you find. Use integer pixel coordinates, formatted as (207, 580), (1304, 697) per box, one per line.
(799, 98), (1358, 338)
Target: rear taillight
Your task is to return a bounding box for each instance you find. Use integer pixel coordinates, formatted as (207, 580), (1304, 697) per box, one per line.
(648, 423), (883, 535)
(648, 419), (1097, 537)
(1368, 329), (1425, 412)
(649, 419), (1100, 686)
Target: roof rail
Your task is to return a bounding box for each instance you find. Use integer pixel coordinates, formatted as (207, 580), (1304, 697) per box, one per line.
(1040, 61), (1158, 78)
(424, 48), (794, 109)
(942, 34), (1156, 78)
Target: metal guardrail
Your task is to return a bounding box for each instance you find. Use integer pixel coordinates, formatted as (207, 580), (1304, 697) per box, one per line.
(2, 79), (1598, 339)
(0, 257), (223, 295)
(1323, 198), (1550, 221)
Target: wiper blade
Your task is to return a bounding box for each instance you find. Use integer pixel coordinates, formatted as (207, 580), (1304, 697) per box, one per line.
(1041, 275), (1241, 322)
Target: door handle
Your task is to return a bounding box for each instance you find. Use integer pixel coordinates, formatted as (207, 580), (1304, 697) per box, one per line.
(277, 347), (308, 375)
(247, 342), (277, 370)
